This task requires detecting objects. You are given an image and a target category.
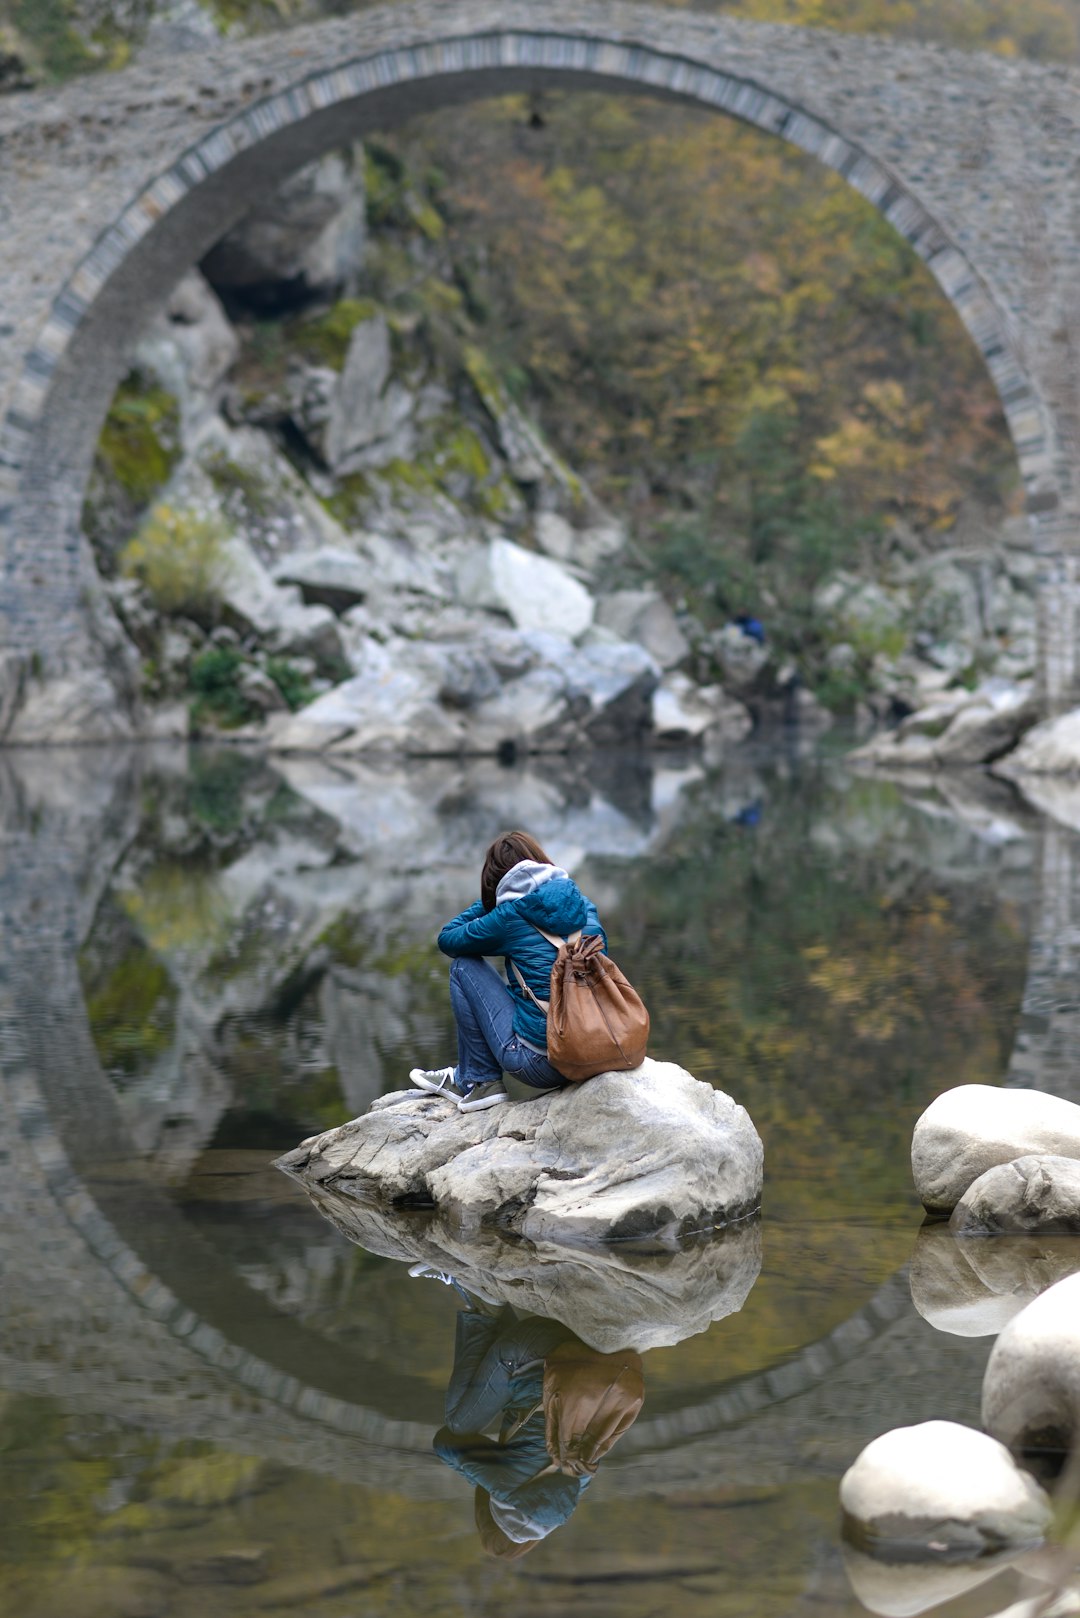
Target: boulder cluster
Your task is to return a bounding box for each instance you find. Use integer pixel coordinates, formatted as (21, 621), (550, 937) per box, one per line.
(840, 1083), (1080, 1618)
(75, 147), (757, 759)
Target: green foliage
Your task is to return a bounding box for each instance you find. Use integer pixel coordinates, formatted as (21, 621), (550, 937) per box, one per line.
(94, 373), (180, 506)
(120, 504), (230, 620)
(189, 644), (255, 729)
(265, 656), (313, 711)
(295, 296), (379, 371)
(82, 944), (175, 1077)
(186, 749), (254, 834)
(203, 453), (273, 517)
(320, 473), (372, 529)
(8, 0), (93, 79)
(392, 92), (1020, 606)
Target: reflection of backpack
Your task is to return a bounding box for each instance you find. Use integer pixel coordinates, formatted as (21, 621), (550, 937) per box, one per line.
(511, 925), (650, 1083)
(541, 1341), (645, 1476)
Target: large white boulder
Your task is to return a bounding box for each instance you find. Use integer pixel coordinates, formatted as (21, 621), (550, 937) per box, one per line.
(912, 1086), (1080, 1215)
(459, 538), (595, 640)
(910, 1224), (1080, 1339)
(997, 708), (1080, 777)
(951, 1155), (1080, 1236)
(297, 1184), (761, 1353)
(839, 1421), (1051, 1556)
(597, 589), (689, 670)
(982, 1273), (1080, 1473)
(275, 1058), (763, 1246)
(652, 672), (752, 744)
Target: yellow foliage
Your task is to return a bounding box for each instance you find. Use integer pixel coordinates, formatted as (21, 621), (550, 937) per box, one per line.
(120, 503), (231, 618)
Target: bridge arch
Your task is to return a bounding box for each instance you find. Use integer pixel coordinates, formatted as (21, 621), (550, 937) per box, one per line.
(0, 4), (1062, 712)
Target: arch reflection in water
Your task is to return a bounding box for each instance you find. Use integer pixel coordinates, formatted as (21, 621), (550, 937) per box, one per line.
(291, 1183), (760, 1551)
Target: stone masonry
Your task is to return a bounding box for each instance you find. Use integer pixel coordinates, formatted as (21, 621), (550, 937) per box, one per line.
(2, 4), (1080, 723)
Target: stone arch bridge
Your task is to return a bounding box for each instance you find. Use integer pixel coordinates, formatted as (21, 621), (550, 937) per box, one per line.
(2, 3), (1080, 731)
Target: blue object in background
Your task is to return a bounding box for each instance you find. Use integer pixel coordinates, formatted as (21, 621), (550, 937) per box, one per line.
(733, 613), (766, 645)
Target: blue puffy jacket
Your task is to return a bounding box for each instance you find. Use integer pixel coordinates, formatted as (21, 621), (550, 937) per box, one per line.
(437, 860), (606, 1050)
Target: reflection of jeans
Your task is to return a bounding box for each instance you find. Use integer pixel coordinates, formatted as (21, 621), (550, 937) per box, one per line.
(449, 957), (564, 1092)
(443, 1307), (570, 1434)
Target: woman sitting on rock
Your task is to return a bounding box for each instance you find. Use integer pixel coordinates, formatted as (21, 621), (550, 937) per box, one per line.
(410, 830), (606, 1113)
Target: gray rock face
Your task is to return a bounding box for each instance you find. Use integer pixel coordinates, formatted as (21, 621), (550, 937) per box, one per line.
(135, 270), (238, 438)
(4, 667), (134, 745)
(296, 1186), (761, 1353)
(201, 150), (367, 305)
(597, 589), (689, 670)
(275, 1058), (763, 1246)
(324, 314), (415, 473)
(910, 1225), (1080, 1338)
(854, 680), (1037, 770)
(218, 533), (346, 671)
(271, 627), (657, 757)
(839, 1421), (1051, 1557)
(273, 547), (370, 614)
(951, 1155), (1080, 1236)
(912, 1085), (1080, 1215)
(982, 1273), (1080, 1475)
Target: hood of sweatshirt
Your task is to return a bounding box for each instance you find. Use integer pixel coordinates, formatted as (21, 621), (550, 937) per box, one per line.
(495, 859), (588, 934)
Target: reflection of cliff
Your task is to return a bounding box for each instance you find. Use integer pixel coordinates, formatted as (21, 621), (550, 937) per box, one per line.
(75, 748), (701, 1176)
(0, 741), (1068, 1510)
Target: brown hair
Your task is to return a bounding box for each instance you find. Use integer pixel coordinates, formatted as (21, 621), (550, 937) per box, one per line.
(481, 830), (553, 912)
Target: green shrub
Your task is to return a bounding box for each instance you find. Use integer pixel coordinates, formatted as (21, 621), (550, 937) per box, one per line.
(120, 505), (231, 620)
(96, 375), (180, 504)
(189, 646), (255, 730)
(265, 658), (313, 712)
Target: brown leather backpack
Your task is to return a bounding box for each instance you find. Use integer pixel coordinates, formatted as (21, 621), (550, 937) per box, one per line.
(542, 1340), (645, 1476)
(511, 925), (650, 1083)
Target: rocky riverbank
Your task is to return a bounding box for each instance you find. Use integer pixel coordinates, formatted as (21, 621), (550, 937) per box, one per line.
(7, 129), (1065, 763)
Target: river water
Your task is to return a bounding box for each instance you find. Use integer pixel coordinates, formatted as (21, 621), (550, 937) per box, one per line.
(1, 737), (1077, 1618)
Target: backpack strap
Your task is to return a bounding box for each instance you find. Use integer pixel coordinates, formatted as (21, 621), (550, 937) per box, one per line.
(507, 925), (582, 1013)
(509, 957), (549, 1013)
(532, 925), (582, 950)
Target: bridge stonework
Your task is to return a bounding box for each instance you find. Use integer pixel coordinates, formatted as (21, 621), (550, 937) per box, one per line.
(2, 3), (1080, 723)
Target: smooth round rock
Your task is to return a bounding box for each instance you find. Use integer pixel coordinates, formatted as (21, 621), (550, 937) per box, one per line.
(951, 1155), (1080, 1236)
(840, 1421), (1051, 1555)
(276, 1057), (763, 1246)
(982, 1273), (1080, 1477)
(912, 1086), (1080, 1215)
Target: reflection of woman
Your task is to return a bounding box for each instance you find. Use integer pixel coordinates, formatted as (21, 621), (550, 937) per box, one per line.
(432, 1298), (644, 1558)
(409, 830), (607, 1114)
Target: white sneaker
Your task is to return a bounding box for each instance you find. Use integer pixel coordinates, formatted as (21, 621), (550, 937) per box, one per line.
(409, 1065), (462, 1096)
(457, 1079), (509, 1113)
(408, 1263), (457, 1285)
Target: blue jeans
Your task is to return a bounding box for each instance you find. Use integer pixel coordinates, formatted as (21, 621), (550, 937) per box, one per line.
(448, 956), (565, 1093)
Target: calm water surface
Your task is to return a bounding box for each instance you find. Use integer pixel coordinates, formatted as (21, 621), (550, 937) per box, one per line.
(1, 738), (1077, 1618)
